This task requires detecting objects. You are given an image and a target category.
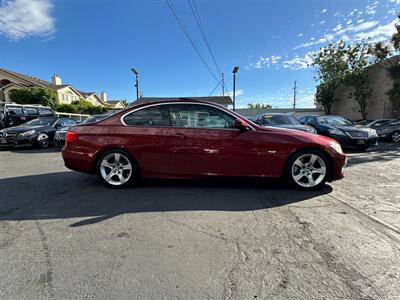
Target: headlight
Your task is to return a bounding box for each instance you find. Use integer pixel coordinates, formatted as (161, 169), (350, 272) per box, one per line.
(328, 128), (346, 136)
(330, 142), (343, 154)
(20, 130), (36, 137)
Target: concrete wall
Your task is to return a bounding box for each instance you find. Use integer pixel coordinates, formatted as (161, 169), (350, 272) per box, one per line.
(331, 62), (394, 120)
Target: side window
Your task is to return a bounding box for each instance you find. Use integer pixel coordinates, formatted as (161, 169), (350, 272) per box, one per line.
(123, 105), (170, 126)
(7, 106), (24, 115)
(38, 108), (53, 116)
(23, 107), (39, 115)
(167, 104), (235, 129)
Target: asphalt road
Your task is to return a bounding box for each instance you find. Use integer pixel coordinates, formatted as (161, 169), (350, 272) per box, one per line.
(0, 144), (399, 299)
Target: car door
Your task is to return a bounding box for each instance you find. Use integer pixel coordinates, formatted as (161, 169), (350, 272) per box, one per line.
(120, 105), (173, 177)
(162, 103), (270, 177)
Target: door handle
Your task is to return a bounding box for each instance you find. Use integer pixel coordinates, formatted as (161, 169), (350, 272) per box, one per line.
(175, 133), (185, 139)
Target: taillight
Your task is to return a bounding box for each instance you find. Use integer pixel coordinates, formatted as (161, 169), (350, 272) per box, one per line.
(65, 131), (78, 143)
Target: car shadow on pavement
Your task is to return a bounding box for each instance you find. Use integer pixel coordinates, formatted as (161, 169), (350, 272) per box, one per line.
(345, 143), (400, 167)
(0, 171), (332, 227)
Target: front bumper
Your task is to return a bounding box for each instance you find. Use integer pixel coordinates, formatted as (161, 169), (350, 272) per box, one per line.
(0, 134), (36, 147)
(327, 133), (378, 148)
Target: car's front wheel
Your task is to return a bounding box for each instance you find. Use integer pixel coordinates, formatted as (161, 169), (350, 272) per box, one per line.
(391, 131), (400, 143)
(36, 133), (50, 148)
(96, 150), (138, 188)
(285, 149), (330, 190)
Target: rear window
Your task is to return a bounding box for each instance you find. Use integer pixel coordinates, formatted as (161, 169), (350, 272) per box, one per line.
(123, 106), (170, 126)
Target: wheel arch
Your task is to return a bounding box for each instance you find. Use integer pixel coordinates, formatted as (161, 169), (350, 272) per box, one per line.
(281, 146), (334, 181)
(92, 146), (140, 174)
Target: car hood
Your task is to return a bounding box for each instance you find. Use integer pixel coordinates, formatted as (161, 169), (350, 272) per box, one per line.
(3, 125), (50, 133)
(265, 124), (314, 132)
(257, 125), (337, 146)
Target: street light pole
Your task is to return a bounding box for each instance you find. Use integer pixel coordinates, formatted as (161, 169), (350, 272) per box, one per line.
(232, 66), (239, 111)
(131, 68), (139, 100)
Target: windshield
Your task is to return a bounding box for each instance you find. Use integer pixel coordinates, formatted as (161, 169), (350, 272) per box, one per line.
(24, 118), (55, 126)
(263, 114), (300, 125)
(81, 114), (110, 124)
(317, 116), (353, 126)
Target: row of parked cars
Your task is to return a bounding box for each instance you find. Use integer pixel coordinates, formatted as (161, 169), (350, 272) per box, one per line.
(0, 102), (110, 148)
(247, 113), (400, 150)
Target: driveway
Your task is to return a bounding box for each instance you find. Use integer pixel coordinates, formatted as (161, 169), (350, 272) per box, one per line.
(0, 144), (399, 299)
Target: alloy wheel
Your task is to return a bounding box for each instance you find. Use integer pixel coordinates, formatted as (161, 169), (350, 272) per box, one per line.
(100, 152), (133, 186)
(291, 154), (327, 188)
(391, 132), (400, 143)
(37, 133), (49, 148)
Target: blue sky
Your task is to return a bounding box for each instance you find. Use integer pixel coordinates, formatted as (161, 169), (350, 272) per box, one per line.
(0, 0), (399, 108)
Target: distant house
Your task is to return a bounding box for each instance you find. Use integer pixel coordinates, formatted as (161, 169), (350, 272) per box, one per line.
(0, 68), (127, 109)
(131, 96), (233, 107)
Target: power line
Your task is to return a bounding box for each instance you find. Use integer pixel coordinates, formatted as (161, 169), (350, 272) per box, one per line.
(189, 0), (230, 94)
(164, 0), (219, 83)
(209, 78), (222, 96)
(188, 0), (221, 74)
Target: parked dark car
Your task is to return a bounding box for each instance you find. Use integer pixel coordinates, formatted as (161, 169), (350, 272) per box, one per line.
(62, 99), (347, 190)
(0, 117), (77, 148)
(254, 113), (316, 133)
(0, 102), (54, 129)
(55, 114), (113, 145)
(365, 119), (400, 143)
(298, 115), (378, 150)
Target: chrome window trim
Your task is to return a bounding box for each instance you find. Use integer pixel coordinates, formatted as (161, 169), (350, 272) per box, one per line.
(120, 102), (255, 131)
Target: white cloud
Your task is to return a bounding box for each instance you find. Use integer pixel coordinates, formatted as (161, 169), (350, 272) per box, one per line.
(321, 9), (327, 13)
(0, 0), (55, 40)
(227, 89), (245, 97)
(353, 18), (398, 42)
(246, 55), (282, 69)
(282, 51), (314, 70)
(297, 33), (303, 37)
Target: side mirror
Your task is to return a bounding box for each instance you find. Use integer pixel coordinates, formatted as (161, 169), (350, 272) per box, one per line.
(235, 119), (250, 131)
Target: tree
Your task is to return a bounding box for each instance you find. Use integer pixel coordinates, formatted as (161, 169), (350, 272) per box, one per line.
(9, 87), (58, 108)
(312, 41), (349, 114)
(247, 102), (272, 109)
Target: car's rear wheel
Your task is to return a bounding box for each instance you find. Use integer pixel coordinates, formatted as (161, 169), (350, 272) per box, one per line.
(285, 149), (330, 190)
(391, 131), (400, 143)
(97, 150), (138, 188)
(36, 133), (50, 148)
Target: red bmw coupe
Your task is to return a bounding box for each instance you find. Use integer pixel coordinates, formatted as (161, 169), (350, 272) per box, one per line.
(62, 99), (346, 190)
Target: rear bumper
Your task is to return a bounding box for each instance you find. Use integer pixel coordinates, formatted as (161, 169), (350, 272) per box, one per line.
(62, 146), (95, 174)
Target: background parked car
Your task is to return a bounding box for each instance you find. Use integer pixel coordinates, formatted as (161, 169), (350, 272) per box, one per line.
(363, 119), (400, 143)
(0, 116), (76, 148)
(298, 115), (378, 150)
(0, 102), (54, 129)
(254, 113), (316, 133)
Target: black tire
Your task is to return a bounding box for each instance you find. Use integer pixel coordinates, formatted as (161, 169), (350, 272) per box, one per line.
(35, 133), (50, 148)
(96, 149), (139, 189)
(391, 131), (400, 143)
(284, 149), (331, 191)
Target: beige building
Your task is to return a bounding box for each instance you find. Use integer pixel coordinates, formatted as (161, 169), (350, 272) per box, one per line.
(330, 57), (398, 120)
(0, 68), (127, 109)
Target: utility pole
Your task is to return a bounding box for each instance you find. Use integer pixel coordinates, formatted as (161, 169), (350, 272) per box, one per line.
(293, 80), (297, 112)
(221, 73), (225, 96)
